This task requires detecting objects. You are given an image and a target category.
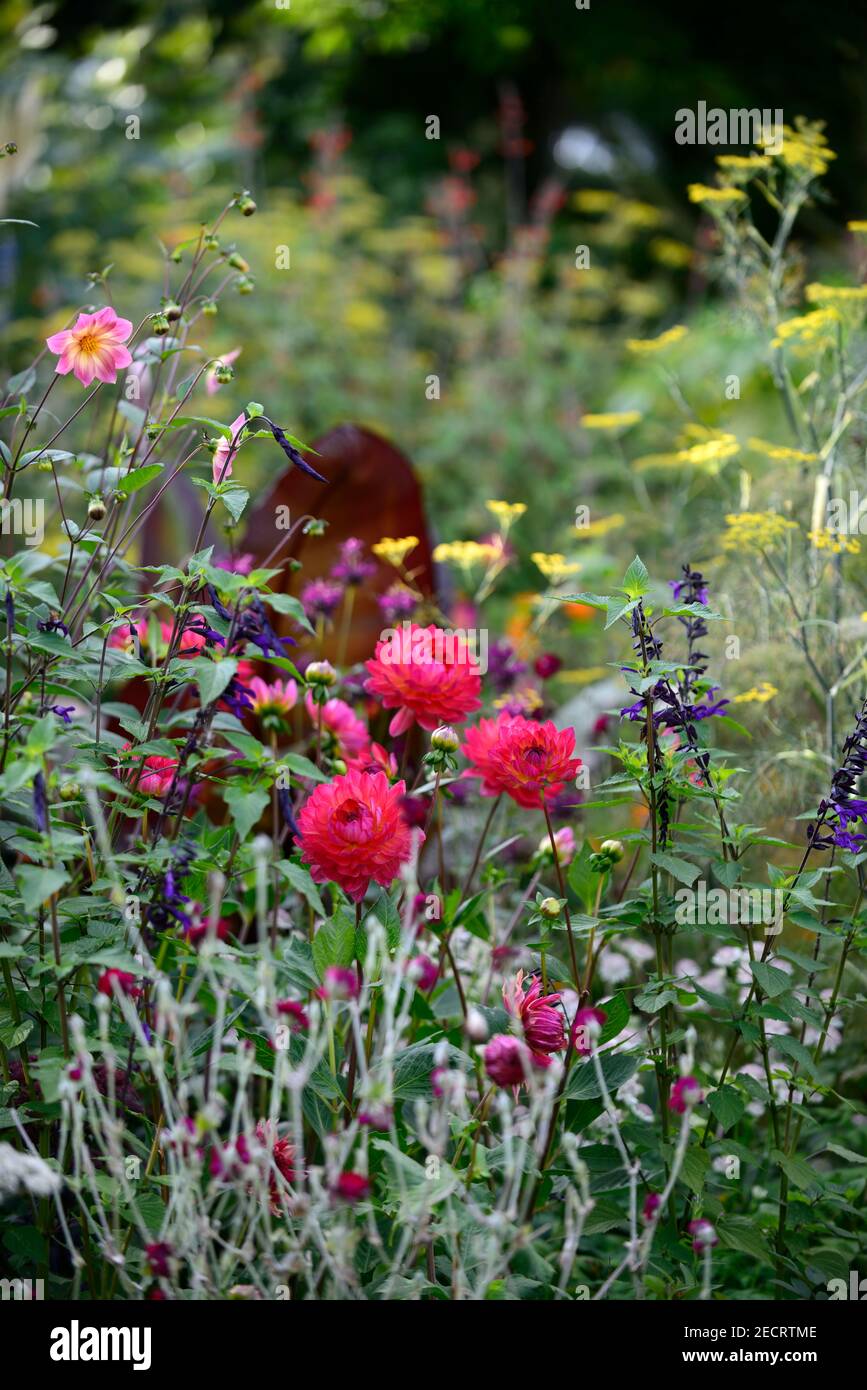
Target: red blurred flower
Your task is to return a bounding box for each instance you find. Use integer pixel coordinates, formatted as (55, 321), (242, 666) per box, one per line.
(97, 968), (141, 1000)
(120, 743), (179, 798)
(484, 1033), (549, 1088)
(333, 1171), (370, 1202)
(184, 917), (233, 947)
(669, 1076), (703, 1113)
(570, 1007), (607, 1056)
(297, 770), (422, 902)
(502, 970), (565, 1057)
(276, 999), (310, 1031)
(461, 714), (582, 809)
(365, 623), (482, 736)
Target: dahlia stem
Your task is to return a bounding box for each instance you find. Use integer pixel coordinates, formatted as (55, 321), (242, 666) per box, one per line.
(542, 801), (580, 992)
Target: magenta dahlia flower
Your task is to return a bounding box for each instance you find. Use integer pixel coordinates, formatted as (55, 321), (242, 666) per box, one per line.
(297, 769), (421, 902)
(462, 713), (582, 809)
(365, 622), (482, 736)
(502, 970), (566, 1058)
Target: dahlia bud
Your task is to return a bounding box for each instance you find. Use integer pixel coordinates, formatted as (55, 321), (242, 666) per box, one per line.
(464, 1007), (489, 1043)
(237, 194), (257, 216)
(227, 252), (249, 272)
(538, 896), (562, 919)
(236, 275), (255, 295)
(59, 781), (80, 802)
(600, 839), (624, 862)
(306, 660), (336, 689)
(214, 362), (235, 385)
(87, 496), (106, 522)
(37, 459), (53, 473)
(202, 299), (218, 317)
(163, 301), (182, 322)
(332, 758), (347, 775)
(203, 235), (220, 252)
(151, 312), (170, 336)
(431, 725), (459, 752)
(3, 142), (17, 156)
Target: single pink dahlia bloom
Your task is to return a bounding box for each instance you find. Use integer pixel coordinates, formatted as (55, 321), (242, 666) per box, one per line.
(462, 712), (582, 809)
(364, 622), (482, 736)
(297, 769), (422, 902)
(305, 691), (369, 758)
(250, 676), (298, 717)
(46, 306), (133, 386)
(502, 969), (566, 1057)
(484, 1033), (550, 1088)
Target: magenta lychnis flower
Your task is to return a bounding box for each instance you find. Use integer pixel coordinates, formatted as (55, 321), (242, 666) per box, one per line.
(46, 307), (133, 387)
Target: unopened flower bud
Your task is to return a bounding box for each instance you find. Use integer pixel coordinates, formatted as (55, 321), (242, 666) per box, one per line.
(236, 275), (255, 295)
(431, 725), (459, 753)
(332, 758), (347, 775)
(37, 459), (53, 473)
(87, 496), (106, 522)
(151, 312), (170, 336)
(237, 195), (257, 216)
(204, 235), (220, 252)
(163, 300), (182, 322)
(202, 299), (218, 317)
(4, 142), (17, 156)
(600, 839), (624, 862)
(227, 252), (249, 272)
(59, 781), (80, 802)
(306, 660), (336, 688)
(539, 896), (562, 919)
(214, 362), (234, 385)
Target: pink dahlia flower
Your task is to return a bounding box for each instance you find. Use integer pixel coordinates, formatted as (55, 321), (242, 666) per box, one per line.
(484, 1033), (549, 1088)
(120, 743), (179, 798)
(502, 969), (566, 1057)
(332, 1171), (370, 1202)
(305, 692), (369, 759)
(297, 769), (422, 902)
(213, 412), (248, 485)
(570, 1006), (608, 1056)
(46, 306), (133, 386)
(364, 622), (482, 736)
(669, 1075), (703, 1114)
(97, 968), (141, 999)
(250, 676), (298, 719)
(462, 713), (582, 809)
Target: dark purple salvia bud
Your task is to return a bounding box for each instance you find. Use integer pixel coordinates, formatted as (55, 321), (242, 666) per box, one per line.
(4, 589), (13, 632)
(221, 674), (254, 720)
(269, 423), (327, 483)
(277, 786), (300, 842)
(809, 694), (867, 851)
(206, 584), (233, 622)
(33, 771), (48, 832)
(38, 618), (70, 637)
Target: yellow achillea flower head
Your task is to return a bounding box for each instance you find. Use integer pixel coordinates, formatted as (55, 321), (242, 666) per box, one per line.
(635, 432), (739, 476)
(485, 500), (527, 529)
(531, 552), (581, 584)
(722, 511), (797, 552)
(772, 307), (840, 351)
(372, 536), (419, 567)
(747, 437), (818, 464)
(731, 681), (778, 705)
(493, 686), (544, 715)
(808, 529), (861, 555)
(714, 154), (772, 180)
(433, 540), (501, 568)
(582, 411), (641, 431)
(625, 324), (689, 355)
(687, 183), (747, 207)
(575, 513), (626, 539)
(764, 119), (836, 178)
(847, 220), (867, 234)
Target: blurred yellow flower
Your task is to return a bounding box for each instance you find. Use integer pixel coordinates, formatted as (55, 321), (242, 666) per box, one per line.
(572, 189), (621, 215)
(714, 154), (771, 178)
(847, 220), (867, 234)
(372, 536), (419, 567)
(808, 529), (861, 555)
(764, 119), (835, 178)
(731, 682), (778, 704)
(772, 307), (839, 351)
(722, 511), (797, 552)
(343, 299), (388, 334)
(648, 236), (693, 268)
(635, 432), (739, 475)
(747, 437), (818, 463)
(485, 500), (527, 529)
(433, 540), (501, 568)
(532, 552), (581, 584)
(687, 184), (747, 207)
(581, 411), (641, 430)
(626, 324), (688, 355)
(575, 513), (626, 539)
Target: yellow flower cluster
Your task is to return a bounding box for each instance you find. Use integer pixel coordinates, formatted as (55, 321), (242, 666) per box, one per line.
(485, 500), (527, 529)
(772, 307), (840, 351)
(625, 324), (689, 355)
(764, 120), (836, 178)
(574, 513), (626, 539)
(493, 687), (543, 715)
(531, 552), (581, 584)
(635, 431), (739, 476)
(747, 437), (818, 464)
(648, 237), (693, 269)
(372, 536), (419, 567)
(687, 183), (747, 208)
(808, 529), (861, 555)
(847, 220), (867, 235)
(714, 153), (772, 182)
(433, 540), (501, 568)
(731, 681), (778, 705)
(722, 511), (797, 552)
(581, 411), (641, 430)
(572, 189), (621, 215)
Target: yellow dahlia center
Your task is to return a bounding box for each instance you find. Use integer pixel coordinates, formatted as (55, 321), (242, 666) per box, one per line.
(77, 331), (101, 355)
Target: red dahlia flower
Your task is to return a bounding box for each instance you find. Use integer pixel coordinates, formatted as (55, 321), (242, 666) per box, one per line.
(502, 970), (566, 1057)
(297, 769), (422, 902)
(462, 713), (582, 809)
(484, 1033), (550, 1088)
(365, 622), (482, 736)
